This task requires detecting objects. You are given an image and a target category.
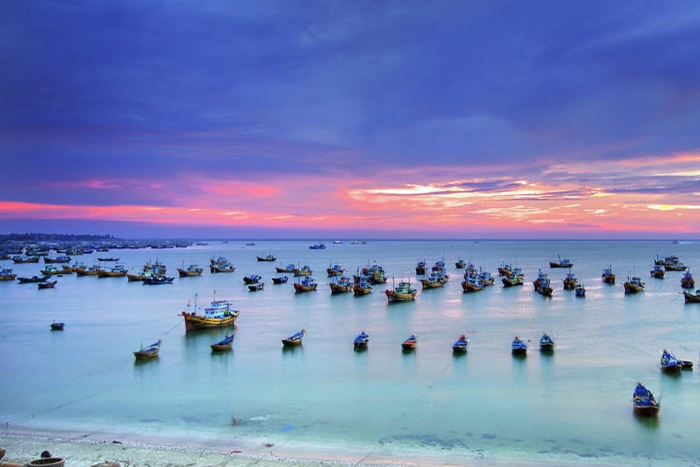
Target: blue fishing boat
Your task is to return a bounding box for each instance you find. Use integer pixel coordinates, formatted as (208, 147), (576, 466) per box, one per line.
(681, 271), (695, 289)
(402, 334), (417, 350)
(660, 349), (682, 373)
(539, 333), (554, 351)
(142, 275), (174, 285)
(134, 340), (162, 359)
(50, 321), (65, 331)
(602, 265), (616, 284)
(353, 332), (369, 350)
(211, 334), (235, 351)
(271, 276), (288, 284)
(452, 334), (469, 353)
(282, 329), (306, 347)
(632, 382), (660, 416)
(309, 243), (326, 250)
(511, 336), (527, 355)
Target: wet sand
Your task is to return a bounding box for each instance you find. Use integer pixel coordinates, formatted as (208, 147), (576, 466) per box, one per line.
(0, 428), (626, 467)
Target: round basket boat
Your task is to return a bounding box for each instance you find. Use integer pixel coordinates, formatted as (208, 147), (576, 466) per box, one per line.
(26, 458), (65, 467)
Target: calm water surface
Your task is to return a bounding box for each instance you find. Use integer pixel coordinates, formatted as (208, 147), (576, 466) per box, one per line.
(2, 240), (700, 466)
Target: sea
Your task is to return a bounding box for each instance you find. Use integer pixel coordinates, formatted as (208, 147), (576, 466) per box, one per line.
(2, 239), (700, 467)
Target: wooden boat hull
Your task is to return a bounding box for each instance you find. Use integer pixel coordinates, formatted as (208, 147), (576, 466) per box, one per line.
(633, 403), (660, 417)
(0, 274), (17, 281)
(353, 285), (372, 295)
(248, 284), (264, 291)
(421, 279), (445, 289)
(540, 343), (554, 352)
(512, 348), (527, 355)
(683, 291), (700, 303)
(536, 287), (553, 296)
(182, 312), (237, 331)
(134, 350), (159, 359)
(97, 271), (127, 278)
(602, 274), (616, 284)
(550, 262), (573, 268)
(461, 281), (483, 293)
(330, 283), (352, 294)
(624, 283), (644, 294)
(210, 266), (235, 273)
(385, 290), (417, 302)
(271, 277), (288, 284)
(282, 339), (303, 347)
(211, 343), (233, 351)
(12, 256), (40, 263)
(502, 278), (523, 287)
(178, 268), (203, 277)
(293, 283), (317, 292)
(38, 281), (57, 289)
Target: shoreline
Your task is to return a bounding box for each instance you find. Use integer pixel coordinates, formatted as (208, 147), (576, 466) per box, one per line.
(0, 426), (639, 467)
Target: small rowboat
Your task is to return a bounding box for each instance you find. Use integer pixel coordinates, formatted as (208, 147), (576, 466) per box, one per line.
(452, 334), (468, 353)
(512, 336), (528, 355)
(282, 329), (306, 347)
(38, 280), (57, 289)
(633, 382), (660, 417)
(272, 276), (288, 284)
(401, 334), (417, 350)
(211, 334), (235, 351)
(539, 333), (554, 352)
(50, 321), (65, 331)
(248, 282), (265, 292)
(353, 332), (369, 350)
(134, 340), (162, 359)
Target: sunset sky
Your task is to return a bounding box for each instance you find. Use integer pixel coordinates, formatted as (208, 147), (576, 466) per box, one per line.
(2, 1), (700, 239)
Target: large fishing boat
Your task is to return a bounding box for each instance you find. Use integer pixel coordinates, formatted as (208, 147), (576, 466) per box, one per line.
(624, 275), (645, 294)
(385, 279), (417, 302)
(353, 279), (373, 296)
(329, 276), (353, 294)
(97, 263), (128, 278)
(210, 257), (235, 273)
(256, 254), (277, 262)
(0, 268), (17, 281)
(550, 255), (573, 268)
(177, 263), (204, 277)
(681, 271), (695, 289)
(293, 276), (318, 292)
(683, 289), (700, 303)
(650, 265), (665, 279)
(181, 294), (240, 331)
(602, 265), (616, 284)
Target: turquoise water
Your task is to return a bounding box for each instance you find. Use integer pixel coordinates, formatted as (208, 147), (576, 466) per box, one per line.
(2, 240), (700, 466)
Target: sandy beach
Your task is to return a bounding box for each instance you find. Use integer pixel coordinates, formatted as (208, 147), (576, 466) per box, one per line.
(0, 428), (634, 467)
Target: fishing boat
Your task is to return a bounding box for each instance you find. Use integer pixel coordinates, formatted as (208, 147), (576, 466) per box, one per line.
(50, 321), (65, 331)
(0, 268), (17, 281)
(177, 263), (203, 277)
(68, 261), (87, 273)
(461, 275), (484, 293)
(362, 263), (387, 284)
(181, 294), (240, 331)
(293, 276), (318, 292)
(96, 263), (128, 278)
(455, 258), (467, 269)
(134, 340), (162, 359)
(211, 334), (235, 351)
(511, 336), (528, 355)
(562, 271), (577, 290)
(498, 262), (513, 276)
(535, 276), (554, 296)
(327, 263), (345, 277)
(478, 269), (495, 286)
(385, 279), (417, 302)
(256, 254), (277, 262)
(539, 333), (555, 351)
(43, 254), (71, 264)
(650, 265), (665, 279)
(421, 271), (447, 289)
(415, 260), (427, 275)
(75, 264), (104, 276)
(272, 276), (289, 284)
(37, 280), (57, 289)
(41, 265), (72, 276)
(142, 275), (174, 285)
(632, 382), (660, 417)
(210, 257), (236, 273)
(18, 274), (48, 284)
(452, 334), (469, 353)
(602, 265), (616, 284)
(624, 275), (645, 294)
(12, 255), (40, 264)
(401, 334), (417, 350)
(97, 257), (119, 262)
(329, 276), (353, 294)
(309, 243), (326, 250)
(293, 265), (313, 277)
(575, 283), (586, 297)
(502, 269), (524, 287)
(243, 274), (262, 284)
(680, 271), (695, 289)
(353, 331), (369, 350)
(550, 255), (573, 268)
(248, 282), (264, 292)
(683, 289), (700, 303)
(275, 264), (296, 273)
(655, 254), (686, 270)
(282, 329), (306, 346)
(660, 349), (682, 373)
(353, 279), (373, 296)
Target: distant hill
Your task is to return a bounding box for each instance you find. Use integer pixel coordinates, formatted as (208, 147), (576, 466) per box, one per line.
(0, 233), (117, 242)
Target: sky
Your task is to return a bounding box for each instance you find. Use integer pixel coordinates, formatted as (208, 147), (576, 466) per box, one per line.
(2, 0), (700, 239)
